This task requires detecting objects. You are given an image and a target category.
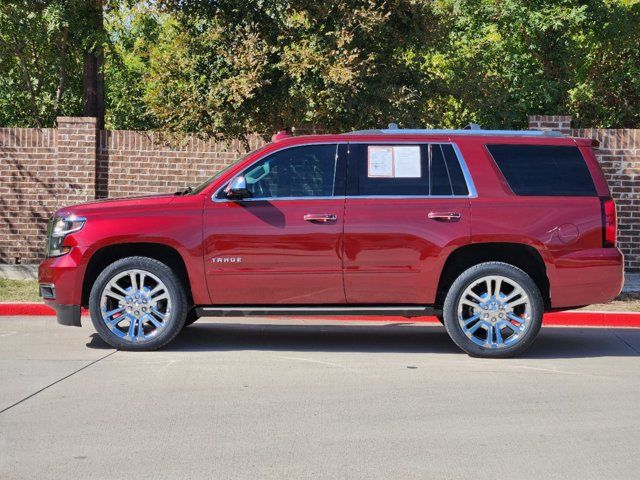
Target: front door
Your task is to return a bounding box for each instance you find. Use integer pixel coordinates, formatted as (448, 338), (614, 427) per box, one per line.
(203, 143), (347, 304)
(343, 141), (473, 304)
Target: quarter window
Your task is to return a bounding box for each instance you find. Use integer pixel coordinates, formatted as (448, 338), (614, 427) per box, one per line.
(230, 144), (339, 199)
(487, 145), (597, 196)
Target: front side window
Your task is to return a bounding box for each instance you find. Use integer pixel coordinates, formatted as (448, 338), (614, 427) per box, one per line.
(223, 144), (340, 199)
(353, 143), (469, 196)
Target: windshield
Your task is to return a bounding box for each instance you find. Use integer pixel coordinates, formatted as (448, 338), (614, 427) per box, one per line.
(190, 147), (264, 194)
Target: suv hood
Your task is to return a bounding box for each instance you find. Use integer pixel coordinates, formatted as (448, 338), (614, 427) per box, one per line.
(55, 193), (177, 217)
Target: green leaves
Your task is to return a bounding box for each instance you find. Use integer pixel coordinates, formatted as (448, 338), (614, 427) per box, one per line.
(0, 0), (638, 133)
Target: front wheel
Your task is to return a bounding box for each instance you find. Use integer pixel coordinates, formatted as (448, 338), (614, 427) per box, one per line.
(89, 256), (188, 351)
(442, 262), (543, 358)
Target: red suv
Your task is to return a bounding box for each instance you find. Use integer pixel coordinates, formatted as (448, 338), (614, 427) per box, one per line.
(38, 127), (623, 357)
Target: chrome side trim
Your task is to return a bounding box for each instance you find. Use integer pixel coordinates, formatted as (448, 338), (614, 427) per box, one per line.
(196, 305), (435, 317)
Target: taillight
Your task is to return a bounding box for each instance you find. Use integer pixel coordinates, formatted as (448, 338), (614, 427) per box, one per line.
(600, 197), (617, 247)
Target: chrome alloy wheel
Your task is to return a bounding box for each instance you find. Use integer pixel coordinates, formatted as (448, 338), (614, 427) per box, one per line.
(99, 269), (172, 342)
(457, 275), (531, 349)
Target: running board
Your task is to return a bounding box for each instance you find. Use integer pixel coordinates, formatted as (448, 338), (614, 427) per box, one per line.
(196, 305), (435, 318)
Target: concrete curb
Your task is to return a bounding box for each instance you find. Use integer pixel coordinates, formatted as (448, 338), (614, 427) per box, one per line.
(1, 303), (639, 328)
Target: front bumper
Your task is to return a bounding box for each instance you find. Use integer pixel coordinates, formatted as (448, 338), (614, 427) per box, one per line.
(39, 246), (89, 327)
(44, 301), (82, 327)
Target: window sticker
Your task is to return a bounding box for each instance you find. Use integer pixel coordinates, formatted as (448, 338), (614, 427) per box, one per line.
(393, 146), (421, 178)
(367, 145), (421, 178)
(367, 146), (394, 177)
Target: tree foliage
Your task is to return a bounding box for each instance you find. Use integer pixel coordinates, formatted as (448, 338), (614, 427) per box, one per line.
(146, 1), (441, 136)
(0, 0), (639, 134)
(423, 0), (640, 128)
(0, 0), (84, 126)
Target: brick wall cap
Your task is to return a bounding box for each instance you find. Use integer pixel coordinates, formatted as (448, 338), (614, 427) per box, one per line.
(56, 117), (98, 125)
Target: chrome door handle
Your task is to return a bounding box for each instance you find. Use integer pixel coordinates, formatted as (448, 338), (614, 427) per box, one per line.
(304, 213), (338, 223)
(428, 211), (461, 222)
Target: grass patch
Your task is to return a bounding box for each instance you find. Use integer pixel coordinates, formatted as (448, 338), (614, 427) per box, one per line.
(577, 292), (640, 312)
(0, 279), (41, 302)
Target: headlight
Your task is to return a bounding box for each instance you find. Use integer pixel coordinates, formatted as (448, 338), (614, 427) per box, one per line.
(46, 215), (86, 257)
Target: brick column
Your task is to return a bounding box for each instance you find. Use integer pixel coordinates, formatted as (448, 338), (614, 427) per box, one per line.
(56, 117), (97, 205)
(528, 115), (572, 135)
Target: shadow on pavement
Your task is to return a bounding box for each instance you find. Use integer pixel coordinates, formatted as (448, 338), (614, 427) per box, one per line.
(87, 322), (640, 358)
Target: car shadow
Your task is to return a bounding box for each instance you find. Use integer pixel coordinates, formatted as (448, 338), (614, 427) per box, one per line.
(85, 321), (640, 359)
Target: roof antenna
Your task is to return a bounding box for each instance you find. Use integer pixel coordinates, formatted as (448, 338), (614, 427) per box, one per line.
(387, 122), (399, 130)
(463, 123), (481, 130)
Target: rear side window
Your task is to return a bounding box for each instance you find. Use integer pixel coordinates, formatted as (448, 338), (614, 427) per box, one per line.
(487, 145), (596, 196)
(353, 143), (469, 196)
(431, 144), (469, 196)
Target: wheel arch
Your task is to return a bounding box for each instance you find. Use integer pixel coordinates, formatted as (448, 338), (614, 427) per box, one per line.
(81, 243), (193, 308)
(435, 242), (550, 310)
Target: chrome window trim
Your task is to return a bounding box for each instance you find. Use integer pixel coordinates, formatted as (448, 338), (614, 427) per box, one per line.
(213, 195), (340, 203)
(211, 140), (477, 202)
(452, 143), (478, 198)
(348, 141), (477, 199)
(212, 141), (342, 203)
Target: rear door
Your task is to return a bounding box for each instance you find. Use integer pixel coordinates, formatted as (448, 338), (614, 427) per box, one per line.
(203, 143), (347, 304)
(343, 141), (473, 304)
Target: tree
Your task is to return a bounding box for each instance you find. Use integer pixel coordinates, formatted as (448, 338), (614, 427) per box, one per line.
(0, 0), (84, 126)
(419, 0), (640, 128)
(147, 1), (442, 137)
(0, 0), (111, 128)
(82, 0), (105, 127)
(0, 0), (639, 132)
(102, 1), (165, 129)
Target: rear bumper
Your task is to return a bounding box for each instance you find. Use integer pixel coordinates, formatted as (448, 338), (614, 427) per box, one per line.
(549, 247), (624, 309)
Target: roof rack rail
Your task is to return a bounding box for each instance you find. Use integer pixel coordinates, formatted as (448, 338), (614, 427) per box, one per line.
(343, 128), (565, 137)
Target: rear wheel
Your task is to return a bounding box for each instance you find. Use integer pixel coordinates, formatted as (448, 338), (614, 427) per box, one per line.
(442, 262), (543, 358)
(89, 256), (188, 351)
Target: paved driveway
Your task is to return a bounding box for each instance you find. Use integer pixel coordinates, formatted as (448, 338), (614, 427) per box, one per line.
(1, 316), (639, 480)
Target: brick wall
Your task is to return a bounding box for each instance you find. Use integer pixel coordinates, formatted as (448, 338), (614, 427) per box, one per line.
(529, 116), (640, 272)
(527, 115), (572, 135)
(0, 117), (266, 264)
(571, 128), (640, 272)
(1, 116), (638, 273)
(0, 127), (57, 263)
(97, 130), (265, 199)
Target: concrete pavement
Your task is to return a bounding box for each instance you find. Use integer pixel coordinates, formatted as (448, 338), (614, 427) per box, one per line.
(1, 316), (640, 480)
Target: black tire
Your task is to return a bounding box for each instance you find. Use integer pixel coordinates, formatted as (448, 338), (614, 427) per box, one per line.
(89, 256), (188, 351)
(442, 262), (543, 358)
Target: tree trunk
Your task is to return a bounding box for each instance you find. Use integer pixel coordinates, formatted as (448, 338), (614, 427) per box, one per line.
(83, 0), (104, 128)
(55, 27), (68, 116)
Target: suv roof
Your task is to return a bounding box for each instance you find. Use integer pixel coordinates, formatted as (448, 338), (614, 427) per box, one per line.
(343, 128), (565, 138)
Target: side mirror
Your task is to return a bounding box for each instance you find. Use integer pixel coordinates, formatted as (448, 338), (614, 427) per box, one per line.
(224, 176), (252, 200)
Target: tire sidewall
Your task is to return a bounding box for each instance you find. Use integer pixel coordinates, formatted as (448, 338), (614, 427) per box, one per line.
(89, 256), (188, 350)
(443, 262), (543, 358)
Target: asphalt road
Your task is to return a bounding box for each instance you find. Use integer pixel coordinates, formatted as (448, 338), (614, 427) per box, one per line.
(1, 316), (640, 480)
